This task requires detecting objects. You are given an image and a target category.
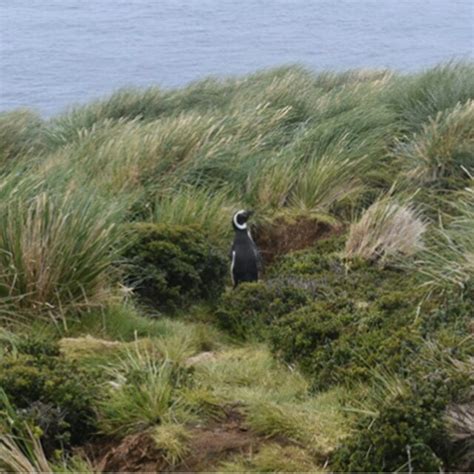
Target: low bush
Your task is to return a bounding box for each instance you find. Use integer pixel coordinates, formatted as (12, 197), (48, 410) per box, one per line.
(122, 223), (227, 310)
(0, 345), (99, 455)
(331, 354), (472, 472)
(265, 244), (436, 389)
(269, 299), (422, 390)
(215, 280), (312, 340)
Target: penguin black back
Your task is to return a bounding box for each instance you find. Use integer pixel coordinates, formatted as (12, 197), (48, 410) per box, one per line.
(230, 210), (261, 287)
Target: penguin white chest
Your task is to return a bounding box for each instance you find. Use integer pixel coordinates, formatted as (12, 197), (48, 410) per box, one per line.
(230, 250), (236, 285)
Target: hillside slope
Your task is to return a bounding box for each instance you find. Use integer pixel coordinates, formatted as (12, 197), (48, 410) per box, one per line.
(0, 62), (473, 472)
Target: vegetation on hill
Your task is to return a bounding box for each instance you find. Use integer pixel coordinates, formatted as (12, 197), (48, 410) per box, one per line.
(0, 62), (473, 472)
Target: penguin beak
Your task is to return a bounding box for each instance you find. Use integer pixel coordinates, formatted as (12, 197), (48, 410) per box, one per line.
(244, 210), (254, 220)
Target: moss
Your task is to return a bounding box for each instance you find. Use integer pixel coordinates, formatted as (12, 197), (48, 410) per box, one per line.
(122, 223), (227, 310)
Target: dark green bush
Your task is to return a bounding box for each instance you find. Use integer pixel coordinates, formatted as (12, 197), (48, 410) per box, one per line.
(0, 349), (99, 454)
(265, 244), (434, 389)
(331, 363), (471, 472)
(269, 299), (422, 390)
(122, 223), (227, 310)
(215, 280), (312, 340)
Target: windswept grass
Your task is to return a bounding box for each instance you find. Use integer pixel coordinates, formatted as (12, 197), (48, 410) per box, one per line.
(152, 187), (234, 244)
(387, 62), (474, 133)
(0, 109), (44, 167)
(394, 100), (474, 186)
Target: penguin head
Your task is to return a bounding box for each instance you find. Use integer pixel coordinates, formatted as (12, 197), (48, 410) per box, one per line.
(232, 209), (253, 231)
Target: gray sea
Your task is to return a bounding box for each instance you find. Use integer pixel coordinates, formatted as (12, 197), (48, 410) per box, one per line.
(0, 0), (473, 116)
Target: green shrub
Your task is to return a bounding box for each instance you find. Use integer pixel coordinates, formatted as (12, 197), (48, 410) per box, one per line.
(215, 280), (312, 340)
(331, 362), (471, 472)
(122, 223), (227, 310)
(0, 348), (99, 454)
(269, 300), (423, 390)
(266, 246), (432, 389)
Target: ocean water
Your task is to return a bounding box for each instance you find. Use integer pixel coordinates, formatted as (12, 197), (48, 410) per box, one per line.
(0, 0), (473, 116)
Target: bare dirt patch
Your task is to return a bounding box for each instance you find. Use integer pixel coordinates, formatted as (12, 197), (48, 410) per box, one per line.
(86, 406), (282, 472)
(254, 214), (343, 264)
(174, 407), (260, 472)
(90, 432), (167, 473)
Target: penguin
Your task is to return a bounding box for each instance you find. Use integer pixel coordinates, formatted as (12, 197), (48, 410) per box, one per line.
(230, 209), (262, 287)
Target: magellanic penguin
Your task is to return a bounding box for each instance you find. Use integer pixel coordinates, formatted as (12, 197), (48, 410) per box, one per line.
(230, 210), (262, 288)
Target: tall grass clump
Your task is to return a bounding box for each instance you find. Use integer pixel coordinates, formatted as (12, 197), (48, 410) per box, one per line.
(0, 430), (95, 474)
(415, 186), (474, 294)
(345, 197), (427, 262)
(394, 100), (474, 186)
(289, 142), (367, 213)
(0, 109), (44, 166)
(152, 187), (233, 245)
(0, 185), (123, 318)
(387, 62), (474, 133)
(98, 344), (187, 435)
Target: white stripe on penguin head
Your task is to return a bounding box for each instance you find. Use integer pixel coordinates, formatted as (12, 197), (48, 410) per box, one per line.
(233, 209), (247, 230)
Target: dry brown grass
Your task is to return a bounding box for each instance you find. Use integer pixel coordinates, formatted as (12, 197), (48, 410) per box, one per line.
(345, 197), (426, 262)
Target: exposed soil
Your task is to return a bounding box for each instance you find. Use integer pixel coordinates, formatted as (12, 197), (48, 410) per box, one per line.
(173, 407), (261, 472)
(254, 215), (343, 264)
(85, 406), (286, 473)
(91, 432), (167, 473)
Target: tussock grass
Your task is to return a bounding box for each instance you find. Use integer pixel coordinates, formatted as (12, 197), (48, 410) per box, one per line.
(394, 100), (474, 185)
(290, 145), (366, 213)
(97, 343), (186, 435)
(0, 430), (54, 474)
(415, 186), (474, 292)
(387, 62), (474, 133)
(345, 197), (426, 262)
(0, 431), (95, 474)
(152, 187), (234, 244)
(0, 109), (44, 166)
(0, 187), (123, 319)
